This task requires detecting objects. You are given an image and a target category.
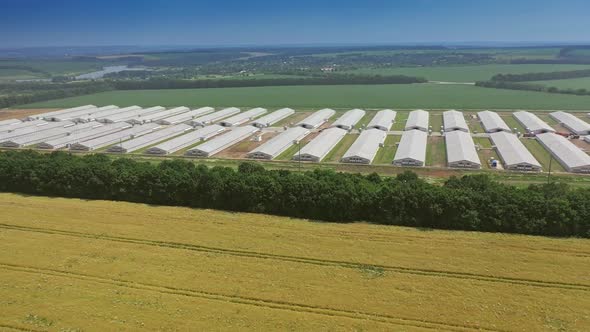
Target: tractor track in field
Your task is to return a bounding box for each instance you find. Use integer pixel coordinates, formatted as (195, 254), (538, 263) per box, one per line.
(0, 323), (45, 332)
(1, 223), (589, 292)
(0, 262), (499, 332)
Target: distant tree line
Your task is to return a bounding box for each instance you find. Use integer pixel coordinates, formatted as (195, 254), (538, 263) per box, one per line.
(109, 74), (427, 90)
(0, 150), (588, 238)
(510, 58), (590, 65)
(491, 69), (590, 82)
(0, 81), (112, 109)
(476, 80), (590, 96)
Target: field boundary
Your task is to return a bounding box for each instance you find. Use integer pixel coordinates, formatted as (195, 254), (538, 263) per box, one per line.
(2, 223), (589, 292)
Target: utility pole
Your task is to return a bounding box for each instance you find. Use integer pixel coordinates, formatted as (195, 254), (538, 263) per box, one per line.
(296, 140), (302, 172)
(547, 153), (553, 183)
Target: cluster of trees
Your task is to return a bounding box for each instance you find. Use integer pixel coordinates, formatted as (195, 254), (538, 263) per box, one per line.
(511, 58), (590, 65)
(492, 69), (590, 82)
(0, 150), (588, 238)
(0, 81), (112, 108)
(109, 74), (427, 90)
(476, 80), (590, 96)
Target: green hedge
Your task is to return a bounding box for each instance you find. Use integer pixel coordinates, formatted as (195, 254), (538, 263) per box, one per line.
(0, 150), (588, 238)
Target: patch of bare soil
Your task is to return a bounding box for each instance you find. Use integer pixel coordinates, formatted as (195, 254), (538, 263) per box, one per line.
(0, 109), (56, 121)
(216, 132), (279, 159)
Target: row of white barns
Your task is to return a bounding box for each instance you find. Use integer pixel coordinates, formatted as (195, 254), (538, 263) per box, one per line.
(405, 109), (429, 132)
(513, 111), (555, 134)
(146, 125), (226, 155)
(70, 124), (161, 151)
(0, 122), (102, 148)
(367, 109), (396, 131)
(445, 131), (481, 169)
(443, 110), (469, 132)
(341, 129), (387, 164)
(158, 107), (214, 125)
(37, 122), (132, 150)
(537, 133), (590, 173)
(0, 120), (76, 142)
(248, 126), (310, 160)
(478, 111), (511, 133)
(489, 132), (541, 171)
(294, 127), (347, 162)
(107, 124), (193, 153)
(549, 111), (590, 135)
(393, 129), (427, 166)
(251, 108), (295, 128)
(27, 105), (96, 121)
(186, 126), (260, 157)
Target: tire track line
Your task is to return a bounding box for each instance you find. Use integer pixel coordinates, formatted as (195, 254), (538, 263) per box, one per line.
(0, 323), (45, 332)
(0, 262), (497, 332)
(1, 223), (589, 292)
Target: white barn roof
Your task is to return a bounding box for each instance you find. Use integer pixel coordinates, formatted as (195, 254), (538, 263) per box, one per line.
(443, 110), (469, 132)
(478, 111), (511, 133)
(513, 111), (555, 134)
(0, 119), (22, 127)
(549, 111), (590, 135)
(127, 107), (189, 125)
(489, 132), (541, 171)
(297, 108), (336, 129)
(445, 130), (481, 168)
(393, 129), (427, 166)
(0, 119), (48, 134)
(405, 110), (429, 132)
(36, 105), (96, 121)
(107, 124), (192, 153)
(97, 106), (164, 123)
(83, 106), (140, 122)
(294, 127), (347, 162)
(220, 108), (267, 127)
(185, 126), (259, 157)
(145, 125), (226, 155)
(0, 122), (102, 148)
(537, 133), (590, 173)
(70, 123), (161, 151)
(341, 129), (386, 164)
(251, 108), (295, 128)
(37, 122), (131, 150)
(0, 120), (75, 140)
(158, 107), (214, 125)
(366, 109), (396, 131)
(190, 107), (240, 126)
(331, 109), (365, 130)
(248, 126), (310, 160)
(51, 106), (101, 122)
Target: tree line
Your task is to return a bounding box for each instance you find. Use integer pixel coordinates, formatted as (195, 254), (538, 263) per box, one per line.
(0, 150), (588, 238)
(0, 81), (112, 109)
(491, 69), (590, 82)
(476, 80), (590, 96)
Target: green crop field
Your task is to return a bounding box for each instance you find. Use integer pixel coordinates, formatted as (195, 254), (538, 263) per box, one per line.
(531, 77), (590, 90)
(373, 135), (400, 165)
(345, 64), (590, 82)
(17, 83), (590, 110)
(0, 69), (45, 81)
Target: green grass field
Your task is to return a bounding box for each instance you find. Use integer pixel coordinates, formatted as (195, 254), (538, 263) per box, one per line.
(323, 134), (358, 162)
(531, 77), (590, 90)
(0, 69), (45, 81)
(373, 135), (400, 165)
(345, 64), (590, 82)
(521, 138), (566, 172)
(426, 136), (446, 167)
(17, 83), (590, 110)
(430, 112), (444, 132)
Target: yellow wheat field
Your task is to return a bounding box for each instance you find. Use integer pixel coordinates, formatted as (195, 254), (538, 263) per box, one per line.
(0, 193), (589, 331)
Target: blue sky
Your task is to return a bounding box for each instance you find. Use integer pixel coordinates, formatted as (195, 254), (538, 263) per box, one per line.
(1, 0), (589, 47)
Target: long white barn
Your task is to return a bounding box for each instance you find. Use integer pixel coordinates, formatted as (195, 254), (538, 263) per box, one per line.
(393, 129), (427, 167)
(107, 124), (192, 153)
(185, 126), (259, 157)
(366, 109), (396, 131)
(293, 127), (347, 162)
(251, 108), (295, 128)
(536, 133), (590, 173)
(247, 126), (310, 160)
(220, 108), (267, 127)
(478, 110), (511, 133)
(341, 129), (386, 164)
(190, 107), (240, 126)
(405, 110), (429, 132)
(445, 130), (481, 169)
(489, 132), (541, 171)
(443, 110), (469, 132)
(297, 109), (336, 129)
(145, 125), (226, 155)
(37, 122), (131, 150)
(69, 124), (161, 151)
(513, 111), (555, 134)
(331, 109), (365, 130)
(549, 111), (590, 135)
(158, 107), (214, 125)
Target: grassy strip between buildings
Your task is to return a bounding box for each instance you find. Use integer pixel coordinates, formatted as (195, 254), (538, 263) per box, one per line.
(323, 133), (358, 162)
(426, 136), (446, 167)
(521, 138), (566, 172)
(373, 135), (400, 165)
